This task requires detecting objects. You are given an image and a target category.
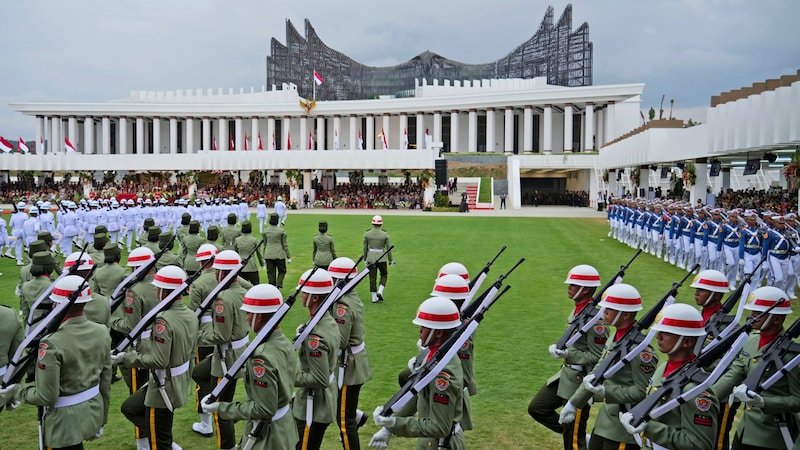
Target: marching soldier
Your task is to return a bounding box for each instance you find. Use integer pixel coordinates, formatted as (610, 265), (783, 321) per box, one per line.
(92, 242), (128, 297)
(313, 220), (336, 270)
(201, 284), (299, 450)
(116, 265), (198, 450)
(233, 221), (262, 286)
(529, 265), (608, 450)
(180, 220), (206, 277)
(263, 213), (291, 288)
(10, 201), (28, 265)
(739, 210), (766, 293)
(0, 303), (23, 388)
(157, 231), (182, 270)
(257, 198), (268, 233)
(206, 225), (223, 252)
(19, 251), (57, 331)
(175, 212), (191, 249)
(763, 215), (792, 293)
(0, 275), (112, 449)
(721, 209), (742, 288)
(63, 252), (111, 327)
(220, 213), (241, 251)
(143, 226), (163, 254)
(362, 215), (394, 303)
(292, 268), (339, 450)
(87, 232), (110, 269)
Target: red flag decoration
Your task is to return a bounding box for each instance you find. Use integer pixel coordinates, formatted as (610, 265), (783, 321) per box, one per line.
(64, 137), (76, 153)
(258, 132), (264, 150)
(380, 128), (389, 150)
(334, 129), (340, 150)
(0, 136), (13, 153)
(287, 131), (292, 150)
(270, 132), (275, 150)
(213, 136), (217, 151)
(424, 128), (433, 150)
(18, 138), (30, 154)
(244, 134), (249, 151)
(314, 70), (324, 86)
(403, 128), (408, 150)
(358, 130), (364, 150)
(229, 135), (235, 151)
(308, 130), (314, 150)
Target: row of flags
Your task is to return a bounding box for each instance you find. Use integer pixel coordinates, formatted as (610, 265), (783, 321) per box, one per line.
(208, 128), (425, 151)
(0, 136), (77, 154)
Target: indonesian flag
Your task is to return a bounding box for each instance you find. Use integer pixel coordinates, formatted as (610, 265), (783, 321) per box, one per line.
(380, 128), (388, 150)
(270, 132), (275, 150)
(258, 132), (264, 150)
(244, 134), (249, 151)
(403, 128), (408, 150)
(424, 128), (433, 150)
(358, 130), (363, 150)
(18, 137), (29, 154)
(229, 135), (235, 151)
(308, 130), (314, 150)
(314, 70), (324, 86)
(0, 136), (13, 153)
(40, 136), (44, 154)
(64, 137), (76, 153)
(287, 131), (292, 150)
(334, 129), (340, 150)
(213, 136), (217, 151)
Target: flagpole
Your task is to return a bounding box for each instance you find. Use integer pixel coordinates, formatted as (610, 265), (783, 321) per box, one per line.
(312, 67), (316, 101)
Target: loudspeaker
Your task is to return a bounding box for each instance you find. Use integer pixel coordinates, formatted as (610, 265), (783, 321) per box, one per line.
(435, 159), (448, 187)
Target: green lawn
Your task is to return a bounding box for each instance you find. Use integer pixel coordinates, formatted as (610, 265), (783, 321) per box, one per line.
(478, 178), (492, 203)
(0, 214), (754, 449)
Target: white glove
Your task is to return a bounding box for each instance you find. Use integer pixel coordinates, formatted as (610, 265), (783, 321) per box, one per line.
(558, 401), (577, 424)
(373, 406), (396, 428)
(53, 232), (62, 240)
(110, 351), (126, 365)
(295, 323), (306, 339)
(416, 338), (427, 353)
(201, 394), (220, 413)
(88, 426), (104, 441)
(286, 258), (292, 264)
(8, 236), (15, 242)
(5, 399), (21, 411)
(390, 260), (396, 266)
(122, 226), (128, 232)
(583, 374), (605, 396)
(369, 427), (392, 449)
(733, 384), (764, 408)
(408, 356), (419, 372)
(548, 344), (567, 359)
(619, 411), (647, 435)
(0, 384), (17, 402)
(738, 260), (745, 268)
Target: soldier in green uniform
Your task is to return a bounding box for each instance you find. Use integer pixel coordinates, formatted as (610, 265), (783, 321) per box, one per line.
(313, 221), (336, 270)
(143, 227), (163, 254)
(157, 231), (182, 270)
(263, 213), (291, 288)
(63, 252), (110, 327)
(713, 286), (800, 450)
(0, 303), (23, 386)
(37, 231), (63, 272)
(91, 242), (128, 297)
(19, 250), (56, 324)
(180, 220), (206, 276)
(529, 265), (608, 450)
(116, 265), (199, 450)
(15, 240), (50, 299)
(619, 303), (718, 449)
(370, 296), (465, 450)
(234, 221), (262, 286)
(560, 283), (658, 450)
(176, 212), (191, 249)
(207, 226), (223, 251)
(1, 274), (112, 449)
(328, 257), (371, 449)
(221, 213), (242, 251)
(292, 268), (339, 450)
(201, 284), (299, 450)
(87, 232), (109, 269)
(362, 215), (394, 303)
(192, 250), (249, 450)
(138, 218), (156, 248)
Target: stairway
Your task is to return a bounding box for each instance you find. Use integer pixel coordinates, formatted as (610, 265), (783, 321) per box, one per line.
(466, 185), (478, 210)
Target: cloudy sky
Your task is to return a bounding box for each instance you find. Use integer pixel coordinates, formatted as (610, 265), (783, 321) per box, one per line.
(0, 0), (797, 140)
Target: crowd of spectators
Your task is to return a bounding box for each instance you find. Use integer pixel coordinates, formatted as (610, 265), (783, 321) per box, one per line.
(716, 188), (798, 213)
(521, 190), (590, 207)
(313, 183), (425, 209)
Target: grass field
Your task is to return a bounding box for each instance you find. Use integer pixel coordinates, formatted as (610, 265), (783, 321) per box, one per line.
(0, 213), (757, 449)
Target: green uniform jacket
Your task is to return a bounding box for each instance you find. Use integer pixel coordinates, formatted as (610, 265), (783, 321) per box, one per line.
(642, 364), (718, 450)
(176, 227), (189, 249)
(392, 353), (465, 450)
(713, 332), (800, 449)
(189, 270), (252, 347)
(123, 300), (199, 409)
(0, 305), (23, 373)
(197, 283), (249, 378)
(91, 263), (128, 297)
(143, 241), (161, 255)
(111, 274), (157, 335)
(293, 314), (340, 424)
(17, 264), (61, 295)
(84, 293), (111, 328)
(570, 339), (659, 444)
(363, 227), (393, 264)
(551, 314), (609, 399)
(218, 330), (298, 450)
(14, 316), (112, 448)
(312, 234), (336, 267)
(332, 291), (371, 386)
(87, 246), (106, 269)
(156, 251), (183, 271)
(180, 234), (207, 273)
(221, 226), (242, 251)
(234, 234), (262, 274)
(20, 276), (53, 327)
(263, 225), (290, 260)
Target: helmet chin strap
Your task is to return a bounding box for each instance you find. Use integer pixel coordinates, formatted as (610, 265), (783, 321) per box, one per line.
(422, 329), (434, 348)
(666, 336), (685, 355)
(761, 314), (773, 330)
(250, 314), (257, 330)
(570, 286), (585, 301)
(609, 311), (622, 327)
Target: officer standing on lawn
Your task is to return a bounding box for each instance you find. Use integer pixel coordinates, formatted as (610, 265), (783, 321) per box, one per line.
(234, 221), (262, 286)
(363, 215), (394, 303)
(180, 220), (206, 277)
(528, 265), (608, 450)
(221, 213), (241, 251)
(263, 213), (291, 288)
(0, 303), (23, 386)
(313, 220), (336, 270)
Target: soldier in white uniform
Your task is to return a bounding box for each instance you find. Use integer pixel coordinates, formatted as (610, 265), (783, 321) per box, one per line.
(10, 202), (28, 265)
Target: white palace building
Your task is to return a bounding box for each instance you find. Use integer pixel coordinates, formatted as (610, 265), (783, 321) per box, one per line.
(6, 70), (799, 209)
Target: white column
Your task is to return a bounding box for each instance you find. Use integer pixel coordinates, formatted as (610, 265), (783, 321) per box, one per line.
(416, 112), (425, 149)
(51, 117), (59, 153)
(186, 118), (194, 154)
(433, 111), (442, 144)
(563, 103), (573, 152)
(543, 105), (553, 154)
(486, 108), (495, 152)
(168, 117), (177, 154)
(366, 114), (374, 150)
(282, 116), (291, 150)
(119, 117), (128, 154)
(605, 101), (616, 142)
(36, 117), (44, 154)
(235, 117), (243, 151)
(42, 116), (50, 154)
(504, 106), (514, 154)
(584, 103), (595, 152)
(152, 117), (162, 154)
(267, 117), (276, 150)
(202, 117), (211, 150)
(331, 115), (340, 150)
(450, 110), (460, 153)
(690, 160), (708, 205)
(251, 117), (259, 151)
(721, 168), (731, 192)
(468, 109), (477, 152)
(317, 116), (325, 150)
(83, 117), (93, 154)
(218, 117), (227, 151)
(596, 109), (605, 147)
(136, 117), (144, 154)
(348, 115), (357, 150)
(300, 116), (308, 150)
(382, 114), (390, 149)
(523, 106), (533, 153)
(102, 116), (111, 155)
(399, 114), (408, 149)
(67, 117), (77, 152)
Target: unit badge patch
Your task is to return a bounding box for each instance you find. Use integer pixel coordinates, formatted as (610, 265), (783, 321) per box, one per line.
(38, 343), (48, 360)
(336, 305), (347, 317)
(308, 336), (320, 350)
(639, 351), (653, 363)
(695, 397), (711, 412)
(253, 365), (266, 378)
(435, 372), (451, 391)
(215, 304), (225, 314)
(594, 324), (605, 334)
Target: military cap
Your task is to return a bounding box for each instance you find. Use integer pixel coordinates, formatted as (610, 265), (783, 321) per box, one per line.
(158, 231), (174, 247)
(94, 233), (109, 246)
(227, 213), (237, 224)
(94, 225), (108, 235)
(103, 241), (121, 257)
(143, 218), (155, 229)
(189, 220), (200, 233)
(241, 221), (252, 233)
(318, 220), (328, 232)
(148, 226), (162, 242)
(207, 225), (219, 241)
(32, 251), (55, 266)
(29, 240), (48, 254)
(37, 231), (54, 243)
(269, 213), (279, 225)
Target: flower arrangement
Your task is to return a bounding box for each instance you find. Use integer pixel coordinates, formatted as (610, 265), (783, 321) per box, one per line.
(284, 170), (304, 188)
(683, 161), (696, 187)
(630, 167), (640, 188)
(418, 169), (434, 188)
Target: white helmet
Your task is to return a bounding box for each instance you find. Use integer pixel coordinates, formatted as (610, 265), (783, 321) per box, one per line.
(438, 262), (469, 281)
(16, 201), (26, 209)
(241, 284), (283, 313)
(745, 286), (792, 315)
(127, 247), (155, 267)
(195, 243), (219, 262)
(412, 296), (461, 329)
(690, 270), (729, 293)
(212, 250), (241, 270)
(431, 274), (470, 300)
(152, 265), (187, 290)
(63, 252), (94, 272)
(29, 206), (39, 214)
(598, 283), (642, 312)
(372, 215), (383, 225)
(328, 257), (358, 279)
(564, 264), (602, 287)
(650, 303), (706, 336)
(277, 196), (283, 201)
(50, 274), (92, 304)
(298, 268), (334, 295)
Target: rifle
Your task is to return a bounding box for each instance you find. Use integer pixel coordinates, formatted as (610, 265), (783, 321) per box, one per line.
(627, 301), (783, 427)
(743, 313), (800, 393)
(464, 246), (506, 306)
(11, 201), (19, 214)
(554, 249), (642, 351)
(26, 242), (90, 333)
(589, 264), (699, 386)
(194, 240), (264, 319)
(380, 284), (512, 417)
(56, 200), (68, 214)
(108, 234), (176, 314)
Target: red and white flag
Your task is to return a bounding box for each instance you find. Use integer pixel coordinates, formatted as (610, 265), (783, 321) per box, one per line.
(357, 130), (363, 150)
(229, 135), (235, 151)
(380, 128), (389, 150)
(308, 130), (314, 150)
(213, 136), (217, 151)
(313, 70), (324, 86)
(424, 128), (433, 150)
(64, 137), (76, 153)
(0, 136), (13, 153)
(244, 134), (249, 151)
(18, 137), (29, 154)
(334, 129), (340, 150)
(403, 128), (408, 150)
(287, 131), (292, 150)
(270, 132), (276, 150)
(258, 132), (264, 151)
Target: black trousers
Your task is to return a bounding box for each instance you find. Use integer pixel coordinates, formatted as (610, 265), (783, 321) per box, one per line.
(588, 434), (640, 450)
(193, 346), (214, 412)
(192, 355), (237, 449)
(295, 420), (330, 450)
(50, 445), (83, 450)
(265, 259), (287, 288)
(121, 367), (150, 439)
(368, 261), (387, 292)
(528, 380), (590, 450)
(337, 384), (363, 450)
(240, 270), (260, 286)
(121, 385), (175, 450)
(716, 401), (740, 450)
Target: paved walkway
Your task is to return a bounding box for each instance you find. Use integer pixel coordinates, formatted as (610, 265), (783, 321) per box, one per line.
(284, 205), (607, 218)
